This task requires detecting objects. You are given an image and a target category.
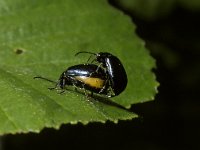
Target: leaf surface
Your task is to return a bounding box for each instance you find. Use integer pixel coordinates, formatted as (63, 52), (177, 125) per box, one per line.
(0, 0), (158, 134)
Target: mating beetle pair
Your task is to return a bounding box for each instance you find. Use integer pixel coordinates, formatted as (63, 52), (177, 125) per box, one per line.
(34, 52), (127, 97)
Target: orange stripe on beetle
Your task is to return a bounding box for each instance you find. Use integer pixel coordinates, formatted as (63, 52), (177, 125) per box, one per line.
(75, 76), (105, 88)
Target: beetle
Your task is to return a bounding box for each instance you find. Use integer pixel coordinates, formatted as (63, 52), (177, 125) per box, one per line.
(34, 64), (112, 97)
(75, 51), (128, 97)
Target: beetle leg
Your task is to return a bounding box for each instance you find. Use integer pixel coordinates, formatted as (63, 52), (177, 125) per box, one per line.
(58, 90), (65, 94)
(87, 54), (94, 63)
(48, 81), (59, 90)
(66, 76), (89, 97)
(96, 63), (104, 72)
(99, 78), (109, 93)
(48, 84), (65, 94)
(90, 91), (93, 97)
(88, 62), (104, 78)
(81, 84), (90, 98)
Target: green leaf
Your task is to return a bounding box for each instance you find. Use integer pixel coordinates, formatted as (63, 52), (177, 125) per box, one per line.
(115, 0), (200, 21)
(0, 0), (158, 134)
(115, 0), (175, 20)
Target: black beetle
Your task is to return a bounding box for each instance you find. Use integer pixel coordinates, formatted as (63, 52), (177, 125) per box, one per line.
(75, 51), (128, 97)
(34, 64), (112, 96)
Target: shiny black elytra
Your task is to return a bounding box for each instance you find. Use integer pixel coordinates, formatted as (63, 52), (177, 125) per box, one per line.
(34, 64), (110, 96)
(75, 52), (128, 97)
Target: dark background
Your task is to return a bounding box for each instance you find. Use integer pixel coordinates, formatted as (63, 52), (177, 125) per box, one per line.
(2, 1), (200, 150)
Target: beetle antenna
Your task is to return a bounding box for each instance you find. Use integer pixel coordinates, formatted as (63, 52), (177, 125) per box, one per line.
(75, 51), (96, 56)
(33, 76), (57, 84)
(75, 51), (97, 63)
